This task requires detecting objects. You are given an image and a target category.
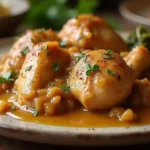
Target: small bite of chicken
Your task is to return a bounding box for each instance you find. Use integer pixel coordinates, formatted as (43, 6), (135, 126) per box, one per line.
(58, 14), (127, 53)
(68, 49), (134, 111)
(16, 41), (76, 115)
(124, 46), (150, 78)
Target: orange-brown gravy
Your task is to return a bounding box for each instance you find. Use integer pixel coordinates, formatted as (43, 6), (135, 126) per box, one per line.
(1, 92), (150, 128)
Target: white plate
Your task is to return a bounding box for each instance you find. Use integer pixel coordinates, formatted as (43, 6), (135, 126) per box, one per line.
(0, 34), (150, 147)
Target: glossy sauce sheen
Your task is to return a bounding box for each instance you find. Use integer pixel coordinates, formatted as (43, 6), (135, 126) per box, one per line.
(2, 92), (150, 128)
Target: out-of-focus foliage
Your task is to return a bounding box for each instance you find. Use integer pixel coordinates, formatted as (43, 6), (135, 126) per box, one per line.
(127, 25), (150, 51)
(24, 0), (100, 30)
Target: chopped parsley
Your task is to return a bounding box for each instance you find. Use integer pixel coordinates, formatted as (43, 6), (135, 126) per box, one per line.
(20, 47), (30, 56)
(76, 53), (86, 63)
(77, 35), (82, 40)
(25, 65), (32, 71)
(37, 39), (42, 43)
(33, 109), (38, 116)
(11, 105), (16, 111)
(42, 45), (48, 50)
(61, 84), (70, 92)
(102, 50), (114, 59)
(59, 40), (67, 47)
(53, 63), (59, 71)
(106, 69), (116, 76)
(30, 38), (34, 42)
(0, 71), (18, 83)
(86, 63), (100, 76)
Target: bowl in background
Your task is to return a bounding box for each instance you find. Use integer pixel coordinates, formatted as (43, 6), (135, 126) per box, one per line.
(0, 0), (30, 38)
(119, 0), (150, 29)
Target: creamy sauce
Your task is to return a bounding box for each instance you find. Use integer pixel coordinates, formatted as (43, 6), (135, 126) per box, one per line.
(1, 92), (150, 128)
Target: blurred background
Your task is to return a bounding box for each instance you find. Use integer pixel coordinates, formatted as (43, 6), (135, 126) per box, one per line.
(0, 0), (149, 38)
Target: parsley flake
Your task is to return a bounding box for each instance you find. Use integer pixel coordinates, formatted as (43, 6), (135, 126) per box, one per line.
(11, 105), (16, 111)
(53, 63), (59, 71)
(0, 71), (18, 83)
(86, 63), (100, 76)
(59, 40), (67, 47)
(76, 53), (86, 63)
(46, 51), (50, 56)
(102, 50), (114, 59)
(25, 65), (32, 71)
(33, 109), (38, 116)
(77, 35), (82, 40)
(61, 84), (70, 92)
(106, 69), (116, 76)
(20, 47), (30, 56)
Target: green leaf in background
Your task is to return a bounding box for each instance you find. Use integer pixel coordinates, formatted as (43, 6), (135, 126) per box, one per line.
(24, 0), (99, 30)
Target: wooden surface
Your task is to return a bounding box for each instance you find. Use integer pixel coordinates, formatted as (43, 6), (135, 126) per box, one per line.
(0, 135), (149, 150)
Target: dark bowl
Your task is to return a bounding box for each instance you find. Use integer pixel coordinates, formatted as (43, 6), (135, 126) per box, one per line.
(0, 0), (30, 37)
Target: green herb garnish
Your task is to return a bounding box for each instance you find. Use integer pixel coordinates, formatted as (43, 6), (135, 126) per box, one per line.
(53, 63), (59, 71)
(77, 35), (82, 40)
(86, 63), (100, 76)
(0, 71), (18, 83)
(33, 109), (38, 116)
(102, 50), (114, 59)
(25, 65), (32, 71)
(59, 40), (67, 47)
(20, 47), (30, 56)
(46, 51), (50, 56)
(61, 84), (70, 92)
(106, 69), (116, 76)
(76, 53), (86, 63)
(11, 105), (16, 111)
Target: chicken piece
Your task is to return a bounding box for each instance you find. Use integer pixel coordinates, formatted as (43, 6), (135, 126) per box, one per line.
(124, 46), (150, 78)
(16, 42), (76, 115)
(68, 49), (134, 110)
(130, 78), (150, 106)
(1, 28), (59, 74)
(0, 29), (59, 94)
(58, 14), (127, 53)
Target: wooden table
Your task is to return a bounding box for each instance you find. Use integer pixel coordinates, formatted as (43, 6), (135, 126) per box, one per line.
(0, 135), (149, 150)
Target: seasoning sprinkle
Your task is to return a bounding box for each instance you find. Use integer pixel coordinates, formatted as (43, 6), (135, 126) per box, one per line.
(117, 75), (121, 81)
(46, 51), (50, 56)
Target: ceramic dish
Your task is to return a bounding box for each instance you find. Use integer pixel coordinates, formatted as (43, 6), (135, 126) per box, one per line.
(0, 0), (30, 37)
(0, 33), (150, 146)
(119, 0), (150, 28)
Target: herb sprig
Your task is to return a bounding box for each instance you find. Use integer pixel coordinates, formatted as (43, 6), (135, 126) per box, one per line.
(102, 50), (114, 60)
(86, 63), (99, 76)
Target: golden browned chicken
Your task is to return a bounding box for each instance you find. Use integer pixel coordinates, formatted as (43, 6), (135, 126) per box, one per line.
(68, 49), (134, 110)
(124, 46), (150, 78)
(58, 14), (128, 53)
(0, 28), (59, 94)
(17, 41), (76, 115)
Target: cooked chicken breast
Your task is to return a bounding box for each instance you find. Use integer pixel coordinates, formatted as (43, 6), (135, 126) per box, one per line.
(58, 14), (127, 53)
(68, 49), (134, 110)
(124, 46), (150, 78)
(17, 41), (76, 115)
